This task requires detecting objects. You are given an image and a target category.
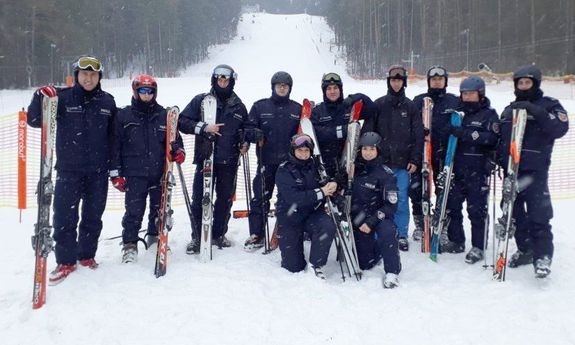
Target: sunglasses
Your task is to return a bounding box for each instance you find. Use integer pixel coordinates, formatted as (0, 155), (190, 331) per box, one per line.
(388, 67), (406, 78)
(293, 134), (313, 147)
(322, 72), (342, 82)
(428, 66), (447, 77)
(137, 88), (155, 95)
(213, 67), (237, 80)
(76, 56), (102, 72)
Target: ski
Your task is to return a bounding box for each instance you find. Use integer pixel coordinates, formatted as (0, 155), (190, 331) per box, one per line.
(32, 93), (58, 309)
(421, 97), (434, 253)
(200, 95), (218, 262)
(493, 108), (527, 281)
(299, 98), (362, 281)
(429, 111), (463, 262)
(154, 106), (180, 277)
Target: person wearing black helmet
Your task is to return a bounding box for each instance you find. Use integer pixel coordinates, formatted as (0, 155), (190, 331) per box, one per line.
(350, 132), (401, 288)
(178, 64), (249, 253)
(362, 65), (424, 252)
(310, 72), (376, 179)
(498, 65), (569, 278)
(27, 56), (117, 284)
(109, 74), (185, 263)
(242, 71), (302, 251)
(410, 66), (461, 241)
(439, 76), (499, 264)
(275, 134), (337, 279)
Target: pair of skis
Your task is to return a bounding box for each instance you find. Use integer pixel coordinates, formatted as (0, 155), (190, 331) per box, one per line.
(31, 93), (58, 309)
(299, 99), (363, 281)
(154, 106), (181, 277)
(493, 109), (527, 281)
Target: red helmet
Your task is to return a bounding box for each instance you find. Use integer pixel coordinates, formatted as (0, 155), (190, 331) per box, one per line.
(132, 74), (157, 99)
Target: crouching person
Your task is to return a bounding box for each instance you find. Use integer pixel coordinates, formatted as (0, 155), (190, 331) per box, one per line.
(275, 134), (336, 279)
(351, 132), (401, 288)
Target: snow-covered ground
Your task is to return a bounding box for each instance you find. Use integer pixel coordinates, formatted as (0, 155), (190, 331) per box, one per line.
(1, 12), (574, 345)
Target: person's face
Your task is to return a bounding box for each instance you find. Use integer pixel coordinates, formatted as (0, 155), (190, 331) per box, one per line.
(361, 146), (378, 161)
(274, 83), (290, 97)
(77, 70), (100, 91)
(429, 76), (446, 89)
(325, 84), (341, 102)
(389, 78), (404, 92)
(516, 78), (534, 91)
(217, 77), (230, 88)
(138, 93), (154, 102)
(294, 147), (311, 160)
(461, 91), (480, 102)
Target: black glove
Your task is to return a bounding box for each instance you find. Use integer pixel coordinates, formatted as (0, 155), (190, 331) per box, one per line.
(343, 96), (354, 108)
(449, 125), (464, 138)
(423, 127), (431, 137)
(511, 101), (547, 121)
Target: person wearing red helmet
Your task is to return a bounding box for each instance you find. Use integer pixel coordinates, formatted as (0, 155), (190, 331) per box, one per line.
(110, 74), (185, 263)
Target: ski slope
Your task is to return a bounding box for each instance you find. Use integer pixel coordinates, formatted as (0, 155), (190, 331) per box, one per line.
(1, 12), (574, 345)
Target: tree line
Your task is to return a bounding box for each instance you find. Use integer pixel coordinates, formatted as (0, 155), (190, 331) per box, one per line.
(0, 0), (241, 89)
(324, 0), (575, 78)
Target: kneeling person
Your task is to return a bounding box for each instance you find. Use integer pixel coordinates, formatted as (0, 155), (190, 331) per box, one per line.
(350, 132), (401, 288)
(275, 134), (336, 279)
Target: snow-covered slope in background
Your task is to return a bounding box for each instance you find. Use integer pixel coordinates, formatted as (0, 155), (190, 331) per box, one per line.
(0, 12), (574, 345)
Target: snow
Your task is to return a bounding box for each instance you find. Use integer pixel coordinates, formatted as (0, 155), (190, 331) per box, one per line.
(1, 12), (574, 345)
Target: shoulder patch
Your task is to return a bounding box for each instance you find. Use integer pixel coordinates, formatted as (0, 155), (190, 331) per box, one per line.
(558, 112), (569, 122)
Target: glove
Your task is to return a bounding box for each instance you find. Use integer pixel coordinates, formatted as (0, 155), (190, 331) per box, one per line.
(38, 85), (57, 98)
(449, 125), (464, 138)
(170, 141), (186, 164)
(342, 96), (354, 108)
(111, 177), (127, 192)
(423, 127), (431, 137)
(511, 101), (547, 120)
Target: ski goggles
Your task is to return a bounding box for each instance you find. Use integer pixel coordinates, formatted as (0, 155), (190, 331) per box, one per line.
(213, 66), (237, 80)
(427, 66), (447, 78)
(75, 56), (103, 72)
(292, 134), (314, 148)
(388, 67), (406, 78)
(137, 87), (155, 95)
(322, 72), (342, 83)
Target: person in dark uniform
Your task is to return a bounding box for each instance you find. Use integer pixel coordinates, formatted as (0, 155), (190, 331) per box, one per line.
(440, 76), (499, 264)
(351, 132), (401, 288)
(110, 74), (185, 263)
(243, 71), (302, 251)
(410, 66), (461, 241)
(362, 65), (424, 252)
(178, 64), (249, 253)
(498, 65), (569, 278)
(275, 134), (336, 279)
(27, 56), (117, 284)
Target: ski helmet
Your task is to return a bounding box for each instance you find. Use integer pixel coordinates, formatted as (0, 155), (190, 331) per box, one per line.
(132, 74), (157, 99)
(321, 72), (343, 102)
(211, 64), (237, 98)
(513, 65), (542, 89)
(459, 76), (486, 97)
(73, 56), (103, 81)
(359, 132), (382, 149)
(290, 133), (315, 153)
(271, 71), (293, 88)
(426, 65), (448, 88)
(387, 64), (407, 88)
